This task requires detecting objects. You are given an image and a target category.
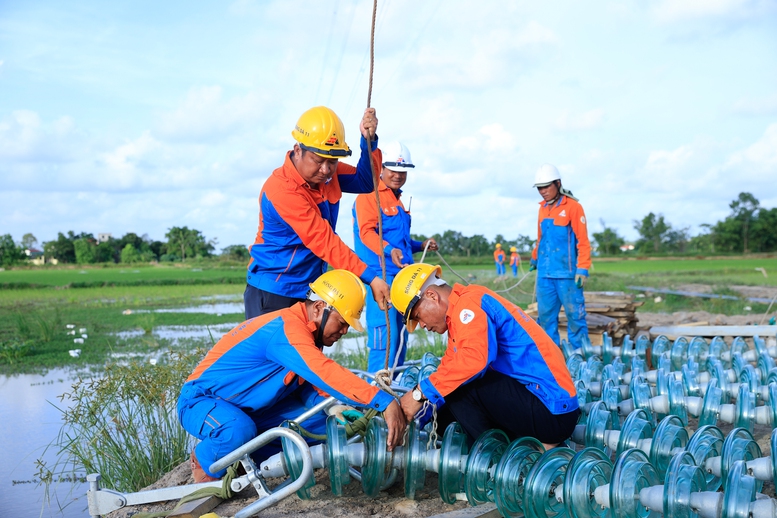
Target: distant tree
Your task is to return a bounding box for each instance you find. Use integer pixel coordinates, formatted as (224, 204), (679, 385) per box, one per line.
(0, 234), (25, 266)
(221, 244), (250, 261)
(729, 192), (760, 253)
(73, 238), (97, 264)
(751, 207), (777, 253)
(43, 232), (79, 263)
(120, 243), (141, 263)
(95, 241), (116, 263)
(165, 226), (213, 261)
(592, 220), (625, 255)
(514, 235), (535, 254)
(689, 224), (714, 254)
(633, 213), (670, 253)
(21, 233), (38, 250)
(664, 226), (691, 253)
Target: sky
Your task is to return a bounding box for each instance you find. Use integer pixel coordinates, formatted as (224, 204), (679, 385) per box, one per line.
(1, 0), (776, 252)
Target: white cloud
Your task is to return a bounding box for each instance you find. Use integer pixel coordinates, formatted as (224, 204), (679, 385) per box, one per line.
(408, 21), (558, 90)
(723, 123), (777, 179)
(732, 93), (777, 116)
(554, 108), (605, 132)
(156, 86), (271, 142)
(0, 110), (78, 163)
(652, 0), (775, 23)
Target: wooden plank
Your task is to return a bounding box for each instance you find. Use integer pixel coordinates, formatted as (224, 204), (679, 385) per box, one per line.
(678, 321), (710, 327)
(427, 503), (500, 518)
(649, 325), (777, 340)
(168, 496), (221, 518)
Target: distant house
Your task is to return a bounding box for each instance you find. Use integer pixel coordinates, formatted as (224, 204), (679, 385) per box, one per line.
(25, 248), (48, 266)
(97, 233), (112, 243)
(620, 243), (635, 252)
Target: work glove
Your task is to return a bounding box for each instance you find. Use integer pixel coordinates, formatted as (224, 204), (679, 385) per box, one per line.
(327, 404), (365, 425)
(529, 264), (537, 272)
(575, 274), (587, 289)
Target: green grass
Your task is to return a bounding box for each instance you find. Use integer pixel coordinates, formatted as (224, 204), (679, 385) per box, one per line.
(0, 264), (245, 289)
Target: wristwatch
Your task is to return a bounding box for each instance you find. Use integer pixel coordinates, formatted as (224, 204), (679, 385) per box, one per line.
(412, 386), (426, 402)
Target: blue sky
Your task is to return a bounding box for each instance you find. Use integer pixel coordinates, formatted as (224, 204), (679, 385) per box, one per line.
(1, 0), (776, 252)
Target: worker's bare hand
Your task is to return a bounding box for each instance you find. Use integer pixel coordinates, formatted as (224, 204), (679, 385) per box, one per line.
(399, 389), (423, 422)
(360, 108), (378, 140)
(383, 400), (407, 451)
(369, 277), (391, 310)
(390, 248), (407, 268)
(422, 238), (438, 252)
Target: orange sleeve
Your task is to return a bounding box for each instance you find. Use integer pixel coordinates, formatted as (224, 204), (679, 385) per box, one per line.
(428, 307), (491, 397)
(354, 193), (388, 256)
(272, 188), (369, 278)
(569, 201), (592, 271)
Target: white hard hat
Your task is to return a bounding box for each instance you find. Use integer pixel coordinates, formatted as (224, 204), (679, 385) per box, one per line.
(382, 141), (414, 172)
(534, 163), (561, 187)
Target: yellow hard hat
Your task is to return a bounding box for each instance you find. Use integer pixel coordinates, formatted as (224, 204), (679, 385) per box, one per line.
(292, 106), (352, 158)
(495, 243), (502, 248)
(390, 263), (443, 332)
(510, 246), (517, 252)
(309, 270), (366, 331)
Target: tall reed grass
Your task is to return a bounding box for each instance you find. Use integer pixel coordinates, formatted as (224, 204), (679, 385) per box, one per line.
(38, 348), (202, 493)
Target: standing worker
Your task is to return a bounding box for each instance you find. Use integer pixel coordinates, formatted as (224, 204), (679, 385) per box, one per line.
(509, 246), (521, 277)
(244, 106), (391, 319)
(391, 264), (579, 449)
(179, 270), (406, 483)
(493, 243), (506, 276)
(352, 141), (438, 372)
(529, 163), (591, 351)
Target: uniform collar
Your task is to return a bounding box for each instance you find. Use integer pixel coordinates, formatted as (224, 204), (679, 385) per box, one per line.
(445, 283), (467, 321)
(540, 194), (567, 209)
(281, 151), (331, 191)
(379, 178), (402, 198)
(288, 301), (318, 334)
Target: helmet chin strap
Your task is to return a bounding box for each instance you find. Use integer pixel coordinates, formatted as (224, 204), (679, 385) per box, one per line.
(315, 306), (332, 347)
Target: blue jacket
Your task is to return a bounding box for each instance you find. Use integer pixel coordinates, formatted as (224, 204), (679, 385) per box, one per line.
(179, 303), (394, 422)
(352, 180), (423, 280)
(247, 136), (381, 298)
(530, 195), (591, 279)
(419, 284), (578, 415)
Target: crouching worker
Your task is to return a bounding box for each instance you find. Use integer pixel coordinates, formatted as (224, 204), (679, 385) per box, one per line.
(392, 264), (579, 450)
(178, 270), (406, 483)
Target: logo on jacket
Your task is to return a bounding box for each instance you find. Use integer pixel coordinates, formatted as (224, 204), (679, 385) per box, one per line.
(559, 210), (566, 217)
(580, 216), (586, 224)
(459, 309), (475, 324)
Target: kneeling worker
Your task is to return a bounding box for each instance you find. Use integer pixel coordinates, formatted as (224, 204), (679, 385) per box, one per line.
(392, 264), (579, 449)
(178, 270), (406, 482)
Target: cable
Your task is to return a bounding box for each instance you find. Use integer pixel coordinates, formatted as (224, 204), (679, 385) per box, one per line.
(493, 270), (535, 294)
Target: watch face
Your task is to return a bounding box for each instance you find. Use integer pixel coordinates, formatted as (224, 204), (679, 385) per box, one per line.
(413, 388), (422, 401)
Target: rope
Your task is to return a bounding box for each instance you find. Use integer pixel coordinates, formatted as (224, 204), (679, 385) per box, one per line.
(363, 0), (394, 373)
(290, 408), (381, 441)
(433, 250), (469, 285)
(493, 270), (534, 294)
(132, 462), (240, 518)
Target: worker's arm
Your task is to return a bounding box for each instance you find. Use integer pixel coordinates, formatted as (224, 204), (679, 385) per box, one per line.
(337, 110), (382, 194)
(267, 329), (394, 411)
(354, 193), (391, 256)
(569, 201), (592, 276)
(268, 188), (377, 286)
(418, 301), (496, 407)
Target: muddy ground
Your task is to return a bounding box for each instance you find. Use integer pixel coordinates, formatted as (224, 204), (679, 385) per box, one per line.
(108, 298), (777, 518)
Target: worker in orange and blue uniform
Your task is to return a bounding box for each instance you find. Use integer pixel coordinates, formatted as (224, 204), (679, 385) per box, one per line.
(244, 106), (390, 320)
(529, 163), (592, 352)
(509, 246), (521, 277)
(493, 243), (506, 276)
(392, 264), (579, 448)
(179, 270), (406, 483)
(352, 141), (438, 373)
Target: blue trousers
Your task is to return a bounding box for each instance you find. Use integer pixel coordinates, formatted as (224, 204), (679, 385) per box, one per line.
(365, 284), (407, 373)
(178, 388), (326, 478)
(511, 265), (518, 277)
(536, 277), (589, 351)
(495, 262), (505, 275)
